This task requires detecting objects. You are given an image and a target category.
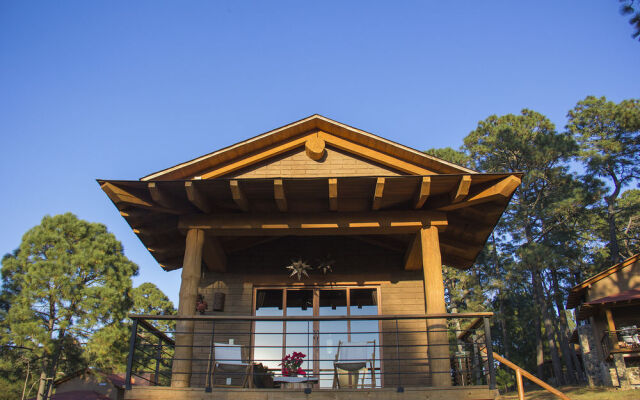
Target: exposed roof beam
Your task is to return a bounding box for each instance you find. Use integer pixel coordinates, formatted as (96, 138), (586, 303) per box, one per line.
(102, 182), (153, 209)
(179, 211), (447, 236)
(414, 176), (431, 209)
(451, 175), (472, 203)
(372, 177), (385, 210)
(439, 237), (478, 260)
(185, 181), (213, 213)
(229, 180), (249, 211)
(439, 175), (521, 211)
(274, 179), (287, 212)
(352, 235), (406, 253)
(148, 182), (185, 210)
(328, 178), (338, 211)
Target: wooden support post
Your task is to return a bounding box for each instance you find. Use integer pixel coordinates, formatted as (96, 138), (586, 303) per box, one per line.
(420, 226), (451, 387)
(516, 368), (524, 400)
(605, 308), (618, 350)
(171, 229), (205, 387)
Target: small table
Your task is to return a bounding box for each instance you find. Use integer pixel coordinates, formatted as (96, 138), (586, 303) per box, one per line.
(274, 376), (318, 389)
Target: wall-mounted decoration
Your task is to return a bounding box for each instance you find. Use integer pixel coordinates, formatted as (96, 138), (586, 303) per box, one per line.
(286, 259), (312, 280)
(317, 256), (335, 275)
(212, 292), (225, 311)
(196, 294), (208, 315)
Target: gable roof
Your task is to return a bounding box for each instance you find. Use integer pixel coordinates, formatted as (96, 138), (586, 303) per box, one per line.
(566, 253), (640, 309)
(141, 114), (477, 181)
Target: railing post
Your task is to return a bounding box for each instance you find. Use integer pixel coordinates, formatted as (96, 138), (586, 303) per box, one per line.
(205, 321), (216, 393)
(516, 368), (524, 400)
(395, 319), (403, 392)
(483, 317), (496, 390)
(125, 318), (139, 391)
(154, 336), (162, 386)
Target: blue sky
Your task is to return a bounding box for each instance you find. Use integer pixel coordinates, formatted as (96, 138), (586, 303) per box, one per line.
(1, 1), (639, 306)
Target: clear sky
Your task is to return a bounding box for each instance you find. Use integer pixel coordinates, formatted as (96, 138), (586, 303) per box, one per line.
(1, 1), (639, 306)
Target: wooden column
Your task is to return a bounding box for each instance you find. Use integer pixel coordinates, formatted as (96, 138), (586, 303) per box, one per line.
(420, 226), (452, 387)
(171, 229), (205, 387)
(605, 308), (619, 350)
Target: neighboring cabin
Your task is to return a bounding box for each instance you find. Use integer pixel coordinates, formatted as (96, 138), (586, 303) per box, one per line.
(567, 253), (640, 388)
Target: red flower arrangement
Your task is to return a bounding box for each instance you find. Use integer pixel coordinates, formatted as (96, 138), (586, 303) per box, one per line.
(280, 351), (306, 376)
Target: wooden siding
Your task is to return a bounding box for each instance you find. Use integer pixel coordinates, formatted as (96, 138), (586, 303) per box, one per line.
(224, 147), (402, 179)
(189, 236), (430, 388)
(586, 258), (640, 303)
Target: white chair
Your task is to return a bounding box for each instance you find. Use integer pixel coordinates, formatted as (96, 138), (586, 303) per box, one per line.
(211, 343), (253, 388)
(332, 340), (376, 389)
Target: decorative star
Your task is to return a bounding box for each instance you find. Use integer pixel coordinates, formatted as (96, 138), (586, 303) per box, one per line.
(317, 257), (334, 275)
(286, 259), (312, 280)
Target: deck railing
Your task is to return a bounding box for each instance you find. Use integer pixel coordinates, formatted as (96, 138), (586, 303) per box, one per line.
(125, 312), (496, 392)
(601, 326), (640, 359)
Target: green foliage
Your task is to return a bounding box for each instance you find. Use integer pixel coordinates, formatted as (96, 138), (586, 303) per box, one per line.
(424, 147), (473, 169)
(567, 96), (640, 263)
(620, 0), (640, 40)
(84, 282), (175, 372)
(0, 213), (138, 398)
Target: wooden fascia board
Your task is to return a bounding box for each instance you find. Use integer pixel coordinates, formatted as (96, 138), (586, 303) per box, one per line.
(318, 131), (436, 175)
(141, 114), (477, 181)
(178, 211), (447, 236)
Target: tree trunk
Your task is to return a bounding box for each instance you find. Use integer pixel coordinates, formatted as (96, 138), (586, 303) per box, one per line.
(605, 173), (622, 264)
(36, 370), (47, 400)
(498, 294), (511, 360)
(532, 269), (564, 385)
(550, 268), (583, 383)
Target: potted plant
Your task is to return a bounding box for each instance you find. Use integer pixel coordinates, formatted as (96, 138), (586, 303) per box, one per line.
(280, 351), (306, 377)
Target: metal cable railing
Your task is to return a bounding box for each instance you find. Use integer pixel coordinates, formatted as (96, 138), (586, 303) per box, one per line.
(125, 313), (496, 393)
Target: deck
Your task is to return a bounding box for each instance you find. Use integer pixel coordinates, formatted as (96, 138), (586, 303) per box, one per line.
(125, 386), (498, 400)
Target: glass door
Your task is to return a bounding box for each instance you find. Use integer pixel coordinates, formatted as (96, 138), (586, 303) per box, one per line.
(253, 287), (380, 387)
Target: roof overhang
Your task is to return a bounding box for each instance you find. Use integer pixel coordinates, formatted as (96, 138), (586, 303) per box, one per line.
(99, 173), (521, 271)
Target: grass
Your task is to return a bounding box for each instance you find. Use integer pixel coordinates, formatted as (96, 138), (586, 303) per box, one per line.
(498, 385), (639, 400)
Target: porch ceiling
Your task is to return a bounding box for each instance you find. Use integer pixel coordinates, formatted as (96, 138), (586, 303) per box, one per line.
(98, 173), (521, 271)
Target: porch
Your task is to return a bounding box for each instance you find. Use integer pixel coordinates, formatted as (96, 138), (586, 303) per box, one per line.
(124, 313), (497, 399)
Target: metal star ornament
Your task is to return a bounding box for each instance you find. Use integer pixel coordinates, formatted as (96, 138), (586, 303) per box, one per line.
(286, 259), (312, 280)
(317, 257), (335, 275)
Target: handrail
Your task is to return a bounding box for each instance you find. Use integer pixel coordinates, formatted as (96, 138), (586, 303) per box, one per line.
(480, 348), (570, 400)
(129, 312), (494, 322)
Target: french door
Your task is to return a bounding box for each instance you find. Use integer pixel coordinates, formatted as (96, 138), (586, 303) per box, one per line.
(253, 287), (380, 387)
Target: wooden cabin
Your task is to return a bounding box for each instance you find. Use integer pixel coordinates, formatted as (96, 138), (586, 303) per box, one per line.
(567, 253), (640, 388)
(99, 115), (521, 399)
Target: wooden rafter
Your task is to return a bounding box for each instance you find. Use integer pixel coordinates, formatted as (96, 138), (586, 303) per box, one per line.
(185, 181), (212, 213)
(439, 175), (521, 211)
(414, 176), (431, 209)
(102, 182), (153, 209)
(274, 179), (287, 212)
(179, 211), (447, 236)
(148, 182), (182, 209)
(451, 175), (472, 203)
(372, 177), (385, 210)
(352, 235), (406, 253)
(229, 180), (249, 211)
(328, 178), (338, 211)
